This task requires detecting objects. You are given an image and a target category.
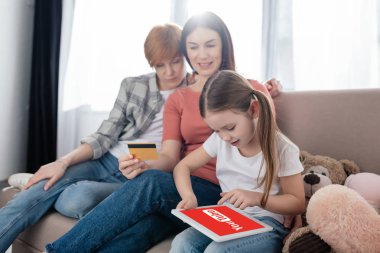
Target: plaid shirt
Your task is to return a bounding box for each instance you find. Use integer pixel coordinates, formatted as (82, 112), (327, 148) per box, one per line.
(81, 72), (187, 159)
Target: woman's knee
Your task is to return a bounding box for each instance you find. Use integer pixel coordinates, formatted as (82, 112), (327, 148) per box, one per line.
(54, 181), (89, 218)
(54, 181), (121, 218)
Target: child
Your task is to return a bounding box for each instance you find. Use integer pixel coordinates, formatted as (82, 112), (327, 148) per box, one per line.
(171, 70), (305, 253)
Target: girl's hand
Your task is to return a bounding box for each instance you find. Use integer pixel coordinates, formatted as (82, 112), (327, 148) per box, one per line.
(176, 194), (198, 210)
(118, 154), (149, 179)
(218, 189), (262, 210)
(24, 160), (68, 191)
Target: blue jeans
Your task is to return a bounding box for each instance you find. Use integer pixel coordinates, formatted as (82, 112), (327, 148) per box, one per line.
(97, 214), (180, 253)
(0, 152), (126, 253)
(55, 181), (122, 218)
(45, 170), (222, 253)
(170, 216), (289, 253)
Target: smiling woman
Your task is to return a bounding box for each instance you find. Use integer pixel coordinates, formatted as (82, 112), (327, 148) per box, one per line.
(186, 0), (263, 78)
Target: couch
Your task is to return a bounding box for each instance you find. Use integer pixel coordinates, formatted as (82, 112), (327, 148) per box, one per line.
(1, 89), (380, 253)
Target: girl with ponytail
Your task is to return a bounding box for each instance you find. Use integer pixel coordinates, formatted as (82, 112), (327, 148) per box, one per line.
(171, 70), (305, 253)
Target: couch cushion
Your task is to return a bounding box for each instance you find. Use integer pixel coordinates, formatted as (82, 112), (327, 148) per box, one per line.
(17, 212), (77, 251)
(274, 89), (380, 174)
(0, 187), (18, 207)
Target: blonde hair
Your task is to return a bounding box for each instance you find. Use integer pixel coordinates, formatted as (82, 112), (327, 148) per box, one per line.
(200, 70), (278, 207)
(144, 24), (182, 67)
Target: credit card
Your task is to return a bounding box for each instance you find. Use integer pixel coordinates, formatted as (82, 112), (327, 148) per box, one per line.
(128, 143), (158, 160)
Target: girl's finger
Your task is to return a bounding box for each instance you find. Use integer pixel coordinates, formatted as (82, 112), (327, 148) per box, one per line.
(239, 202), (248, 210)
(229, 194), (239, 205)
(217, 192), (232, 205)
(233, 198), (243, 209)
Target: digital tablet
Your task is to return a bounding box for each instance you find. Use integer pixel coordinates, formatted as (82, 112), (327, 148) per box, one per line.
(171, 205), (272, 242)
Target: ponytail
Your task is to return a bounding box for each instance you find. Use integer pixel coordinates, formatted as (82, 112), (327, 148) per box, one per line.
(251, 90), (278, 207)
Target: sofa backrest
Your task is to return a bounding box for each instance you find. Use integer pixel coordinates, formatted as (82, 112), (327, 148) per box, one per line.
(274, 89), (380, 174)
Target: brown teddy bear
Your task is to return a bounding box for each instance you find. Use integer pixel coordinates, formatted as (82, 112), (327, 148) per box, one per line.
(301, 150), (360, 198)
(282, 151), (360, 253)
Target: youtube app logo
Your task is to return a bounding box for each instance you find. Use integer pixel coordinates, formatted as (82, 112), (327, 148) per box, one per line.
(203, 209), (243, 231)
(180, 205), (265, 236)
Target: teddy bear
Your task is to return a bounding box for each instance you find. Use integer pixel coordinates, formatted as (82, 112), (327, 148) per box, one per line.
(300, 150), (360, 198)
(282, 151), (360, 253)
(298, 151), (360, 224)
(306, 183), (380, 253)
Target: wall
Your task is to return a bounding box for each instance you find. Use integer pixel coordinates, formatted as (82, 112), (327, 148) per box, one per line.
(0, 0), (34, 180)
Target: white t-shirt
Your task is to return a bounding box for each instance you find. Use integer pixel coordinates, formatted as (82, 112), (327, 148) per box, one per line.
(109, 89), (175, 158)
(203, 131), (304, 223)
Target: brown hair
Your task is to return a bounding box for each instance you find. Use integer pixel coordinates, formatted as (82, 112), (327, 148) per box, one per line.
(200, 70), (278, 207)
(144, 24), (182, 67)
(180, 11), (235, 72)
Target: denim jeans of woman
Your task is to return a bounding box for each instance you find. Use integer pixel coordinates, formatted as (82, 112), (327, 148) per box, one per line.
(170, 216), (289, 253)
(45, 170), (222, 253)
(0, 152), (126, 253)
(54, 180), (122, 218)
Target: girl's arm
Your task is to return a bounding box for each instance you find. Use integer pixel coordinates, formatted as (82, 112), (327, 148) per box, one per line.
(173, 146), (212, 209)
(262, 173), (305, 215)
(218, 173), (305, 215)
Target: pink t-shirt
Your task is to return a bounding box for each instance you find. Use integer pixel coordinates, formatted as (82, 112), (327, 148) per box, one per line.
(163, 87), (218, 185)
(162, 79), (273, 185)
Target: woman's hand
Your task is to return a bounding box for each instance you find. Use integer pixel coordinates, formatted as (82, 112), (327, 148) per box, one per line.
(118, 154), (150, 179)
(24, 159), (68, 191)
(217, 189), (262, 210)
(264, 78), (282, 98)
(176, 194), (198, 210)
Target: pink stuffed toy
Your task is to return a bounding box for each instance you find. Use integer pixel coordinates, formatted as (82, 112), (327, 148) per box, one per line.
(345, 172), (380, 213)
(306, 184), (380, 253)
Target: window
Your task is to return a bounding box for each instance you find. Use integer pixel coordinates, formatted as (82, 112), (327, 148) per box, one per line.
(63, 0), (171, 111)
(291, 0), (379, 90)
(62, 0), (380, 112)
(58, 0), (380, 156)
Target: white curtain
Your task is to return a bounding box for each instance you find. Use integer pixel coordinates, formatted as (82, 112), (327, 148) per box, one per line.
(57, 0), (380, 156)
(57, 0), (172, 157)
(291, 0), (379, 90)
(57, 0), (76, 158)
(263, 0), (379, 90)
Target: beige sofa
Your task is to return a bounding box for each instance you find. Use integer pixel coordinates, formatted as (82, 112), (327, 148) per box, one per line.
(1, 89), (380, 253)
